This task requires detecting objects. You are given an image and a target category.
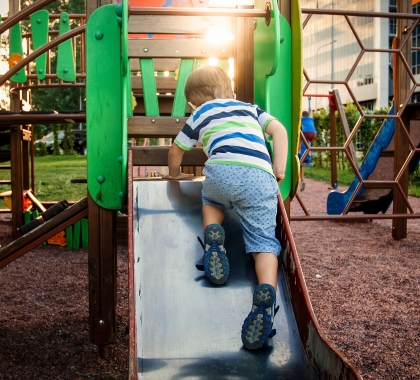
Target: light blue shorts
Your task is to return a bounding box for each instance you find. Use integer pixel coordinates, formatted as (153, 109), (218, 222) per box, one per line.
(202, 164), (281, 256)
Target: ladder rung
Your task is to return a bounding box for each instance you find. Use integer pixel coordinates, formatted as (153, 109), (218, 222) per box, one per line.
(0, 165), (11, 170)
(0, 180), (11, 184)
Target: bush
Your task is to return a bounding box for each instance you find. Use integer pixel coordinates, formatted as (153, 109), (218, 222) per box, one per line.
(35, 142), (48, 156)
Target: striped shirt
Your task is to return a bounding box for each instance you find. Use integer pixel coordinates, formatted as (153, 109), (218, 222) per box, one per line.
(174, 99), (276, 176)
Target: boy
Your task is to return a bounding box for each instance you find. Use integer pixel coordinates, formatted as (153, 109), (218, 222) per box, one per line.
(164, 65), (288, 350)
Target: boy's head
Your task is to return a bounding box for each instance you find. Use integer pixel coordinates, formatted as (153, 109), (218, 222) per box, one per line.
(184, 65), (234, 108)
(302, 110), (310, 117)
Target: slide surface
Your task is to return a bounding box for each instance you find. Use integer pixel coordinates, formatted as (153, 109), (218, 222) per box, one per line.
(130, 180), (318, 379)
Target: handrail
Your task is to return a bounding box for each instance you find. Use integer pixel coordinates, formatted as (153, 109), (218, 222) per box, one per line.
(301, 8), (420, 19)
(130, 6), (267, 17)
(0, 24), (86, 86)
(0, 0), (57, 34)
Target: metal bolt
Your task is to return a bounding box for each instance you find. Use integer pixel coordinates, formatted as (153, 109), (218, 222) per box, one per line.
(151, 119), (156, 123)
(99, 320), (104, 325)
(62, 17), (68, 23)
(63, 68), (68, 73)
(95, 31), (104, 40)
(96, 175), (105, 183)
(143, 48), (149, 53)
(175, 119), (179, 123)
(37, 18), (42, 24)
(38, 68), (43, 74)
(201, 50), (206, 54)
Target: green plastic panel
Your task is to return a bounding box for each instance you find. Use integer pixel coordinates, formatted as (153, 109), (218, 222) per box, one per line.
(172, 59), (194, 117)
(291, 0), (303, 198)
(253, 0), (291, 200)
(66, 225), (73, 248)
(9, 23), (27, 83)
(30, 10), (49, 80)
(266, 15), (292, 201)
(140, 59), (159, 116)
(73, 220), (81, 249)
(86, 4), (123, 210)
(57, 12), (76, 82)
(81, 218), (88, 248)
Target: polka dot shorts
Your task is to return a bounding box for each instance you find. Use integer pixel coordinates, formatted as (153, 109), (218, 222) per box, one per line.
(202, 163), (281, 256)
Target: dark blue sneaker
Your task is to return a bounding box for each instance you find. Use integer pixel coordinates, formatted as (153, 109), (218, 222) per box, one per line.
(241, 284), (276, 349)
(203, 224), (229, 285)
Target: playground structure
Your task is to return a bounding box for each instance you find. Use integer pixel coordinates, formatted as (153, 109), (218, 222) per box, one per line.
(0, 0), (419, 379)
(293, 4), (420, 240)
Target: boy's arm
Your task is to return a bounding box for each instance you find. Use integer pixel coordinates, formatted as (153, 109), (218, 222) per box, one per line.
(164, 143), (194, 180)
(265, 120), (288, 183)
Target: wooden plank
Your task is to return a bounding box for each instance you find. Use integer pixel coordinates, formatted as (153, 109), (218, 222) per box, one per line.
(0, 197), (88, 268)
(133, 96), (178, 115)
(10, 125), (23, 238)
(128, 116), (187, 138)
(130, 58), (181, 72)
(128, 15), (234, 35)
(128, 39), (234, 59)
(88, 195), (117, 354)
(393, 0), (412, 240)
(130, 146), (206, 166)
(131, 75), (177, 92)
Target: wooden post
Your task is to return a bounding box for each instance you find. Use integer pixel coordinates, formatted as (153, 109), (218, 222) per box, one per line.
(88, 195), (117, 359)
(10, 125), (23, 238)
(329, 104), (338, 188)
(86, 0), (119, 359)
(393, 0), (411, 240)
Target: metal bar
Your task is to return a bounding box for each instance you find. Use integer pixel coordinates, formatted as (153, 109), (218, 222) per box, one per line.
(301, 8), (420, 20)
(130, 7), (267, 17)
(290, 213), (420, 221)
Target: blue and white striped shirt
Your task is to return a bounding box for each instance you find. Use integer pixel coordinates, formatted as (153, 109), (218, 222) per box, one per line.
(174, 99), (276, 176)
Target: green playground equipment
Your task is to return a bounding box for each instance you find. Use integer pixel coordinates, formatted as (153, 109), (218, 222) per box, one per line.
(85, 0), (302, 208)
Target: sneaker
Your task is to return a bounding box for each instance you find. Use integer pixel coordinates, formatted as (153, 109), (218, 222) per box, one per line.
(203, 224), (229, 285)
(241, 284), (276, 349)
(300, 181), (306, 192)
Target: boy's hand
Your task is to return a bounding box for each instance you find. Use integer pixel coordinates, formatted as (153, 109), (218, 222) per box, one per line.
(163, 173), (194, 180)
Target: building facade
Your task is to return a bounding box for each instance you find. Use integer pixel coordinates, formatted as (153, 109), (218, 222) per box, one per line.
(302, 0), (420, 111)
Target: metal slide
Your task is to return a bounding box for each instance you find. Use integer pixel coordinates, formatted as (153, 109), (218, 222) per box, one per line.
(128, 180), (362, 379)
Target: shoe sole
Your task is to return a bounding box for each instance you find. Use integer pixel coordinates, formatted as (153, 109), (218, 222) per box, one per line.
(203, 245), (229, 285)
(241, 285), (276, 349)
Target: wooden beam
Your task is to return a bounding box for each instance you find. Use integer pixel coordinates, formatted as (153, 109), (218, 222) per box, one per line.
(128, 116), (187, 138)
(129, 146), (207, 166)
(88, 195), (117, 359)
(0, 197), (88, 269)
(128, 39), (234, 59)
(393, 0), (412, 240)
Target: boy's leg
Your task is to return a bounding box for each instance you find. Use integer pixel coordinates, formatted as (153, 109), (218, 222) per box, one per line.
(252, 252), (278, 290)
(241, 252), (279, 350)
(202, 205), (229, 285)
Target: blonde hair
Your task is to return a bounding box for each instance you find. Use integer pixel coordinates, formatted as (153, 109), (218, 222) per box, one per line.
(184, 66), (234, 107)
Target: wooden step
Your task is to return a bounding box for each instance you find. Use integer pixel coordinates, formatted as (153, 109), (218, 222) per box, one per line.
(128, 116), (188, 138)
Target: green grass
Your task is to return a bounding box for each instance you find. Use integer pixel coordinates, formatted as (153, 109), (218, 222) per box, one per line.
(303, 165), (355, 187)
(304, 165), (420, 197)
(0, 156), (418, 211)
(0, 155), (87, 208)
